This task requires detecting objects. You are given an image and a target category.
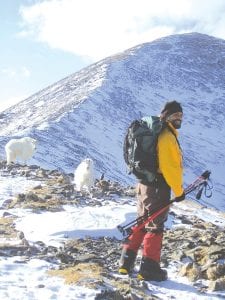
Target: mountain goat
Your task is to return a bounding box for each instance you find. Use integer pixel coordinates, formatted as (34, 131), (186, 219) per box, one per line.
(74, 158), (95, 192)
(5, 137), (37, 165)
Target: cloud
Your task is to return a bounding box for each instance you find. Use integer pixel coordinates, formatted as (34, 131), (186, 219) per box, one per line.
(2, 67), (31, 78)
(21, 66), (31, 77)
(18, 0), (225, 61)
(2, 68), (17, 78)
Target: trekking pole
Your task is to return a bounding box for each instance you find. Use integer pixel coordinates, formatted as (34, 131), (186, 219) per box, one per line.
(117, 170), (212, 239)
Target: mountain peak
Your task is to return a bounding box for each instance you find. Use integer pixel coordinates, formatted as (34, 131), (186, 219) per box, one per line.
(0, 33), (224, 210)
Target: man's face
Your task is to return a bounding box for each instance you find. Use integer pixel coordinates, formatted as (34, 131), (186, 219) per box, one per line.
(167, 112), (183, 129)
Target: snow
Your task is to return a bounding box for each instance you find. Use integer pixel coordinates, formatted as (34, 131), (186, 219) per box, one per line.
(14, 203), (136, 246)
(0, 33), (225, 299)
(0, 175), (225, 300)
(0, 176), (40, 206)
(0, 257), (96, 300)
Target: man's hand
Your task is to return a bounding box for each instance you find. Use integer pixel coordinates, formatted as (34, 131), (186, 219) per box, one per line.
(174, 191), (185, 202)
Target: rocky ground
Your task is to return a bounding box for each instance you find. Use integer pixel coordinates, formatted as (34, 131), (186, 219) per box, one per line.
(0, 161), (225, 300)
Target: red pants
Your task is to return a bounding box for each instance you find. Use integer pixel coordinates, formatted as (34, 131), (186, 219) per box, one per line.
(124, 229), (163, 262)
(123, 174), (170, 262)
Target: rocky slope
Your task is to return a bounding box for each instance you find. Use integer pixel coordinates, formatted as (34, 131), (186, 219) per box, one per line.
(1, 161), (225, 299)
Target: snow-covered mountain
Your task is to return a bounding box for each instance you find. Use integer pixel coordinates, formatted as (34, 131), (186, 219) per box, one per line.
(0, 32), (225, 210)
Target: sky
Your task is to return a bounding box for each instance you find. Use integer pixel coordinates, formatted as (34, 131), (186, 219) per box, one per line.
(1, 0), (225, 111)
(1, 173), (225, 299)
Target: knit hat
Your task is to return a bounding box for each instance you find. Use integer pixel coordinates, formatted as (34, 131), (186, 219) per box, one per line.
(160, 100), (183, 120)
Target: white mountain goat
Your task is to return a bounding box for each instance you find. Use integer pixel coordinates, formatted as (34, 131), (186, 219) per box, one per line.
(5, 137), (37, 165)
(74, 158), (95, 192)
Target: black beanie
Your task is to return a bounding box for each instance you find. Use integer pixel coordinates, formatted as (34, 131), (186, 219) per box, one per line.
(161, 100), (183, 119)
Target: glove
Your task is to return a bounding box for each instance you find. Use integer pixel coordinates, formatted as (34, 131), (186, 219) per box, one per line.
(174, 191), (185, 202)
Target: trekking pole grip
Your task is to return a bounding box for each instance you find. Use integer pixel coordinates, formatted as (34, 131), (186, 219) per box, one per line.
(201, 170), (211, 180)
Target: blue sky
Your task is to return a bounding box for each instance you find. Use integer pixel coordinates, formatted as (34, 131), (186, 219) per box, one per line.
(1, 0), (225, 111)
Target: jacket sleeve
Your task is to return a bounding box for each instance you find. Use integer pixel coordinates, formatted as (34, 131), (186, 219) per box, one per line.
(157, 129), (184, 197)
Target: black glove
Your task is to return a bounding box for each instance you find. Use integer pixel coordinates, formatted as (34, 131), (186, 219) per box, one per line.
(174, 191), (185, 202)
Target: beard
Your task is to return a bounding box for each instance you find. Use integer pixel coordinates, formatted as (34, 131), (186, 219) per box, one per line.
(171, 119), (182, 129)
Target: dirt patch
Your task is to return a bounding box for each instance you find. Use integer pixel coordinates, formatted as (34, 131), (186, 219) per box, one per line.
(48, 262), (103, 288)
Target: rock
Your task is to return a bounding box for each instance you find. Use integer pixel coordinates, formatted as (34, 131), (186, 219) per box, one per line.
(179, 262), (201, 282)
(208, 278), (225, 291)
(17, 231), (25, 239)
(1, 160), (225, 294)
(206, 264), (225, 280)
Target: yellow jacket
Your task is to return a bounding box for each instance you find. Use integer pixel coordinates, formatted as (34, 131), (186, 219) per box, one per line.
(157, 122), (183, 197)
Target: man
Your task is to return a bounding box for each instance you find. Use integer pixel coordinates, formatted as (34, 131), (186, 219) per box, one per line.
(119, 100), (185, 281)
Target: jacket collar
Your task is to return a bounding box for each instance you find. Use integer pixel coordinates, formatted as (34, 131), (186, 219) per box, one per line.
(167, 121), (178, 137)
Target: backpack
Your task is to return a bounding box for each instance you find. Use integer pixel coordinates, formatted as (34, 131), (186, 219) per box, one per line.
(123, 116), (166, 183)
